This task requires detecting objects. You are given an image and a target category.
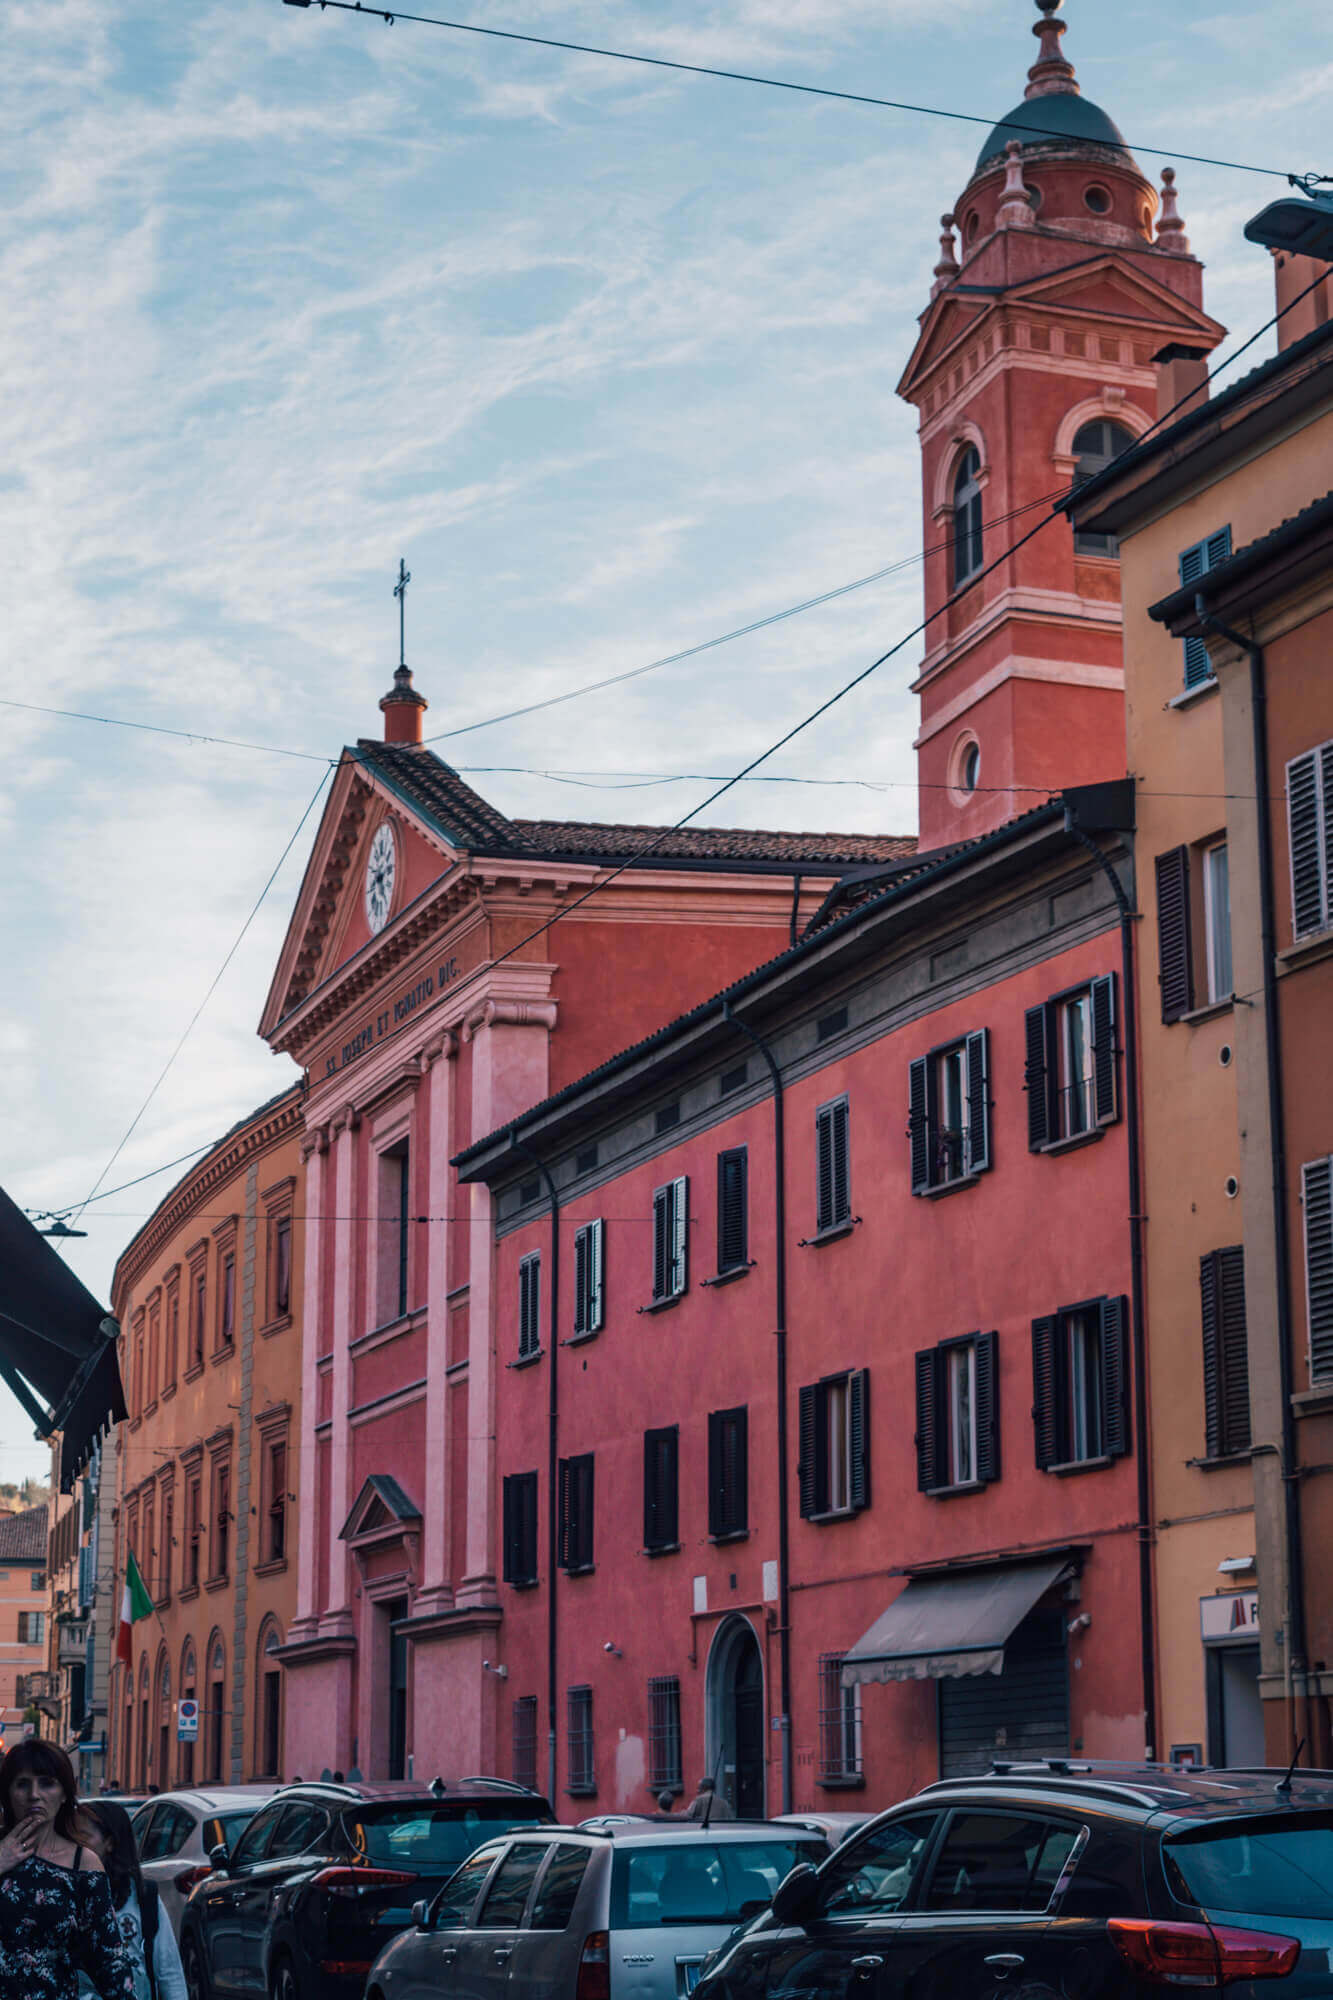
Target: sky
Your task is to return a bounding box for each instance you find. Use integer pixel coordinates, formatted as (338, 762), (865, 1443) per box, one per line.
(2, 0), (1330, 1481)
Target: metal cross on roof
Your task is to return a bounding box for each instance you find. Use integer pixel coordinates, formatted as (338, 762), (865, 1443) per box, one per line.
(393, 557), (411, 669)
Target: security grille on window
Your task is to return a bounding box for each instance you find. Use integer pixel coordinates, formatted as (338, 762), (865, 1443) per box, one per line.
(647, 1675), (683, 1792)
(503, 1470), (540, 1587)
(518, 1252), (542, 1359)
(1177, 527), (1232, 689)
(1200, 1247), (1251, 1459)
(817, 1653), (863, 1786)
(567, 1685), (595, 1796)
(909, 1031), (991, 1192)
(1025, 976), (1118, 1147)
(643, 1426), (679, 1554)
(572, 1221), (605, 1337)
(1302, 1157), (1333, 1382)
(707, 1407), (748, 1539)
(798, 1371), (870, 1519)
(1288, 741), (1333, 940)
(815, 1098), (851, 1232)
(716, 1149), (748, 1273)
(953, 447), (984, 586)
(557, 1454), (595, 1573)
(915, 1334), (999, 1493)
(651, 1176), (689, 1303)
(1032, 1297), (1130, 1469)
(512, 1695), (538, 1792)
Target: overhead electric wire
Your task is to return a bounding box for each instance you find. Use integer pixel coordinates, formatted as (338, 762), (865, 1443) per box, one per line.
(288, 0), (1297, 183)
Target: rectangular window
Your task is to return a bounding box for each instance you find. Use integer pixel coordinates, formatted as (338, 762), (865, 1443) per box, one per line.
(375, 1146), (411, 1326)
(799, 1370), (871, 1518)
(147, 1308), (160, 1406)
(1178, 527), (1232, 689)
(707, 1406), (749, 1539)
(1202, 841), (1233, 1002)
(914, 1334), (999, 1493)
(719, 1063), (748, 1097)
(503, 1470), (540, 1587)
(211, 1461), (231, 1580)
(818, 1654), (863, 1787)
(1155, 845), (1195, 1022)
(266, 1439), (288, 1563)
(186, 1477), (202, 1588)
(909, 1031), (991, 1193)
(190, 1265), (206, 1371)
(815, 1097), (851, 1232)
(1025, 976), (1118, 1148)
(1303, 1157), (1333, 1382)
(566, 1685), (595, 1796)
(273, 1215), (293, 1319)
(519, 1252), (542, 1359)
(572, 1221), (605, 1338)
(512, 1695), (538, 1792)
(643, 1426), (679, 1554)
(1032, 1297), (1130, 1469)
(219, 1256), (236, 1349)
(158, 1493), (173, 1601)
(1288, 741), (1333, 941)
(647, 1676), (683, 1793)
(716, 1148), (748, 1273)
(1201, 1246), (1251, 1458)
(164, 1289), (179, 1391)
(142, 1497), (155, 1606)
(17, 1612), (44, 1645)
(557, 1453), (595, 1573)
(651, 1176), (689, 1303)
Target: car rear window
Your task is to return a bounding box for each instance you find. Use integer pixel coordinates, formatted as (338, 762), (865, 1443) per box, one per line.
(1164, 1814), (1333, 1920)
(213, 1812), (260, 1853)
(351, 1802), (550, 1871)
(611, 1840), (825, 1928)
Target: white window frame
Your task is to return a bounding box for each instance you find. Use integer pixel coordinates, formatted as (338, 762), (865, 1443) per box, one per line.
(1057, 992), (1096, 1138)
(824, 1376), (853, 1515)
(573, 1219), (605, 1336)
(1202, 839), (1233, 1002)
(1066, 1310), (1105, 1463)
(947, 1342), (977, 1486)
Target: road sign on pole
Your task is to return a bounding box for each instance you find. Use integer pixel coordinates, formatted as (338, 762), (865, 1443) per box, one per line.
(177, 1698), (200, 1742)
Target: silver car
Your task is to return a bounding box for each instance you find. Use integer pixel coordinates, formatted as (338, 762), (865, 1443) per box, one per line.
(367, 1821), (827, 2000)
(130, 1785), (282, 1937)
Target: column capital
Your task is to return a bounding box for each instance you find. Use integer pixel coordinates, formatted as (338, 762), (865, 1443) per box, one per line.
(329, 1101), (361, 1139)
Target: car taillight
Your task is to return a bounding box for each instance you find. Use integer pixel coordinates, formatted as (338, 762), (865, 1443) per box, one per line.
(576, 1930), (611, 2000)
(310, 1867), (417, 1897)
(1109, 1918), (1300, 1986)
(173, 1866), (214, 1896)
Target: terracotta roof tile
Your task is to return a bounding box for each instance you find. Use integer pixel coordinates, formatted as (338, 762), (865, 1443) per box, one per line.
(0, 1502), (49, 1563)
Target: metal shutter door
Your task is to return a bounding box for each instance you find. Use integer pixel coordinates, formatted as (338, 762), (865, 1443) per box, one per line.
(938, 1607), (1069, 1777)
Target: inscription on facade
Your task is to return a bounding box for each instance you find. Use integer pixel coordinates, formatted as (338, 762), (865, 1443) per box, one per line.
(320, 955), (461, 1079)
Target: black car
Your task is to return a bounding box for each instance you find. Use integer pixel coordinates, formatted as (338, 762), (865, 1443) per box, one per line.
(693, 1761), (1333, 1998)
(179, 1777), (554, 2000)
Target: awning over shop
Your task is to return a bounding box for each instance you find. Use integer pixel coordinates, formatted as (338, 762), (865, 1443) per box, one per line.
(841, 1555), (1074, 1686)
(0, 1184), (125, 1491)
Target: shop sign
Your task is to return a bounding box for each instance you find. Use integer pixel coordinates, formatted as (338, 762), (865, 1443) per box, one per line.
(1199, 1590), (1259, 1642)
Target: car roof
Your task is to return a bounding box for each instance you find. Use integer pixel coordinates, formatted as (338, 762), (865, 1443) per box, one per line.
(914, 1762), (1333, 1823)
(142, 1788), (279, 1811)
(268, 1779), (551, 1807)
(547, 1820), (827, 1846)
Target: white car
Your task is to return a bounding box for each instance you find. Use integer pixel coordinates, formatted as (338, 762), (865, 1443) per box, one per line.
(130, 1786), (283, 1936)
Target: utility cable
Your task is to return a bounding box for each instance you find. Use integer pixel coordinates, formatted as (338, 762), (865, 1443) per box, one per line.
(285, 0), (1299, 183)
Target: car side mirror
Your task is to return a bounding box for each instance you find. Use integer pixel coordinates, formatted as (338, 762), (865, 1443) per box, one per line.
(411, 1900), (431, 1931)
(771, 1864), (820, 1928)
(207, 1842), (232, 1873)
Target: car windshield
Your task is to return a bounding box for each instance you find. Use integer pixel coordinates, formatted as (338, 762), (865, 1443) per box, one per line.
(1164, 1814), (1333, 1920)
(350, 1802), (550, 1872)
(611, 1840), (825, 1927)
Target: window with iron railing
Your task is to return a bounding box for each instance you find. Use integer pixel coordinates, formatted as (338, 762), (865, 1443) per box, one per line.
(647, 1676), (682, 1794)
(567, 1685), (595, 1796)
(818, 1653), (863, 1787)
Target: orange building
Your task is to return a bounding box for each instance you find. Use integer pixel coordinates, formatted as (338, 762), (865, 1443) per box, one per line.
(108, 1087), (304, 1787)
(0, 1503), (51, 1748)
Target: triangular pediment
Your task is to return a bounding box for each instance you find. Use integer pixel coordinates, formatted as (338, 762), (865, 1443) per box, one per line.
(339, 1473), (422, 1543)
(1010, 255), (1227, 345)
(898, 292), (997, 401)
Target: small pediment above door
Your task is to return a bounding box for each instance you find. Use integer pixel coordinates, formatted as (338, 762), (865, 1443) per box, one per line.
(340, 1473), (422, 1545)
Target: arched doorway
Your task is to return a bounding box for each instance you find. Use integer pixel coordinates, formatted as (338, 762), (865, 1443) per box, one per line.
(179, 1640), (197, 1786)
(705, 1617), (765, 1817)
(254, 1619), (284, 1778)
(155, 1650), (172, 1791)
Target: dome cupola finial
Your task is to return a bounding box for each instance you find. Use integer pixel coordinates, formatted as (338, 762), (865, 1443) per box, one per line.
(1026, 0), (1079, 100)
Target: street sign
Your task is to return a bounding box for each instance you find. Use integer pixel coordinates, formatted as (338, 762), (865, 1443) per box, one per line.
(177, 1698), (200, 1742)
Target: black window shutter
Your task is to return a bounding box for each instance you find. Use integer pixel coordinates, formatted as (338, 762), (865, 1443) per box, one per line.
(848, 1369), (870, 1512)
(1155, 847), (1195, 1023)
(797, 1384), (820, 1518)
(728, 1407), (748, 1534)
(966, 1029), (991, 1175)
(1288, 750), (1327, 940)
(651, 1186), (670, 1301)
(908, 1057), (931, 1194)
(1202, 1247), (1250, 1459)
(1200, 1251), (1224, 1461)
(644, 1431), (661, 1549)
(830, 1100), (850, 1224)
(974, 1330), (1000, 1484)
(1091, 974), (1119, 1125)
(1303, 1158), (1333, 1381)
(557, 1457), (572, 1570)
(644, 1426), (678, 1550)
(1099, 1296), (1131, 1458)
(573, 1228), (590, 1335)
(502, 1475), (517, 1582)
(709, 1408), (747, 1536)
(717, 1149), (748, 1272)
(1031, 1316), (1059, 1470)
(914, 1348), (940, 1492)
(707, 1411), (723, 1536)
(1025, 1005), (1051, 1151)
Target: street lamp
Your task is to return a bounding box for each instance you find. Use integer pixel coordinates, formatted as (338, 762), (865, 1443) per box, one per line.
(1244, 178), (1333, 262)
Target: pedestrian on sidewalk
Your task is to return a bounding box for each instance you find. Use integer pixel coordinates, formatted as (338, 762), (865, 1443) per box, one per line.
(79, 1802), (187, 2000)
(0, 1741), (135, 2000)
(684, 1776), (735, 1821)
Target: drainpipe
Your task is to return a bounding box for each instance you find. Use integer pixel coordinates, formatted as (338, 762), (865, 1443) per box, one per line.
(512, 1131), (560, 1805)
(1061, 797), (1157, 1763)
(721, 1000), (792, 1813)
(1196, 602), (1310, 1763)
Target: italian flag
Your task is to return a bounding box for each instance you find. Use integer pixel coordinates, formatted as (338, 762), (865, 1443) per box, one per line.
(115, 1552), (153, 1666)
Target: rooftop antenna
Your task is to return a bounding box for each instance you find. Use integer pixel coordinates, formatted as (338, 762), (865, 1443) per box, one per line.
(1275, 1737), (1305, 1798)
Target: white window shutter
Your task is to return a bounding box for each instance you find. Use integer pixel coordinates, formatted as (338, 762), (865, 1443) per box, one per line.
(590, 1218), (605, 1331)
(671, 1176), (688, 1296)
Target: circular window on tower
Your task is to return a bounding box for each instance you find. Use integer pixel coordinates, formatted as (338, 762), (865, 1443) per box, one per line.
(1084, 184), (1112, 216)
(1025, 183), (1043, 213)
(964, 209), (980, 245)
(948, 732), (982, 806)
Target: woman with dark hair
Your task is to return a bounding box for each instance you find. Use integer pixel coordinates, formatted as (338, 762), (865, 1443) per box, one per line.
(0, 1740), (135, 2000)
(79, 1803), (187, 2000)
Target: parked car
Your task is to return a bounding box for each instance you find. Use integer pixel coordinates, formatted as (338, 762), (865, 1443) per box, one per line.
(771, 1813), (871, 1849)
(694, 1760), (1333, 1999)
(178, 1778), (554, 2000)
(130, 1786), (283, 1937)
(368, 1819), (830, 2000)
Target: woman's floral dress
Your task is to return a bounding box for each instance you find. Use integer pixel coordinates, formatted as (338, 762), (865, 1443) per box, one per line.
(0, 1854), (136, 2000)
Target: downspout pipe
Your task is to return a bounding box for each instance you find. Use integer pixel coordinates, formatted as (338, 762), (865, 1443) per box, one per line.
(722, 1000), (792, 1813)
(1196, 601), (1309, 1762)
(1061, 798), (1157, 1762)
(512, 1130), (560, 1804)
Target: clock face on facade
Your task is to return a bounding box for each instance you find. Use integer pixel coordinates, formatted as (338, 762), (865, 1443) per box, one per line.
(364, 820), (397, 935)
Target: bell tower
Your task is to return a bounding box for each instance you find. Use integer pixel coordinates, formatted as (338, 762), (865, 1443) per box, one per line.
(898, 0), (1225, 847)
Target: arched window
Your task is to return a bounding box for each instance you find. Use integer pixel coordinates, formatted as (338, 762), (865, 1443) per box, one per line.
(1072, 420), (1137, 554)
(255, 1619), (285, 1779)
(180, 1639), (197, 1786)
(953, 448), (984, 586)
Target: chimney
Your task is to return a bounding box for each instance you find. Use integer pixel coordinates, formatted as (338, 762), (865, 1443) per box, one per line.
(1154, 343), (1210, 424)
(379, 664), (428, 745)
(1273, 249), (1333, 352)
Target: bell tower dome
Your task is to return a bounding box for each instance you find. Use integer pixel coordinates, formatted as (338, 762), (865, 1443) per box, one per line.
(897, 0), (1226, 847)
